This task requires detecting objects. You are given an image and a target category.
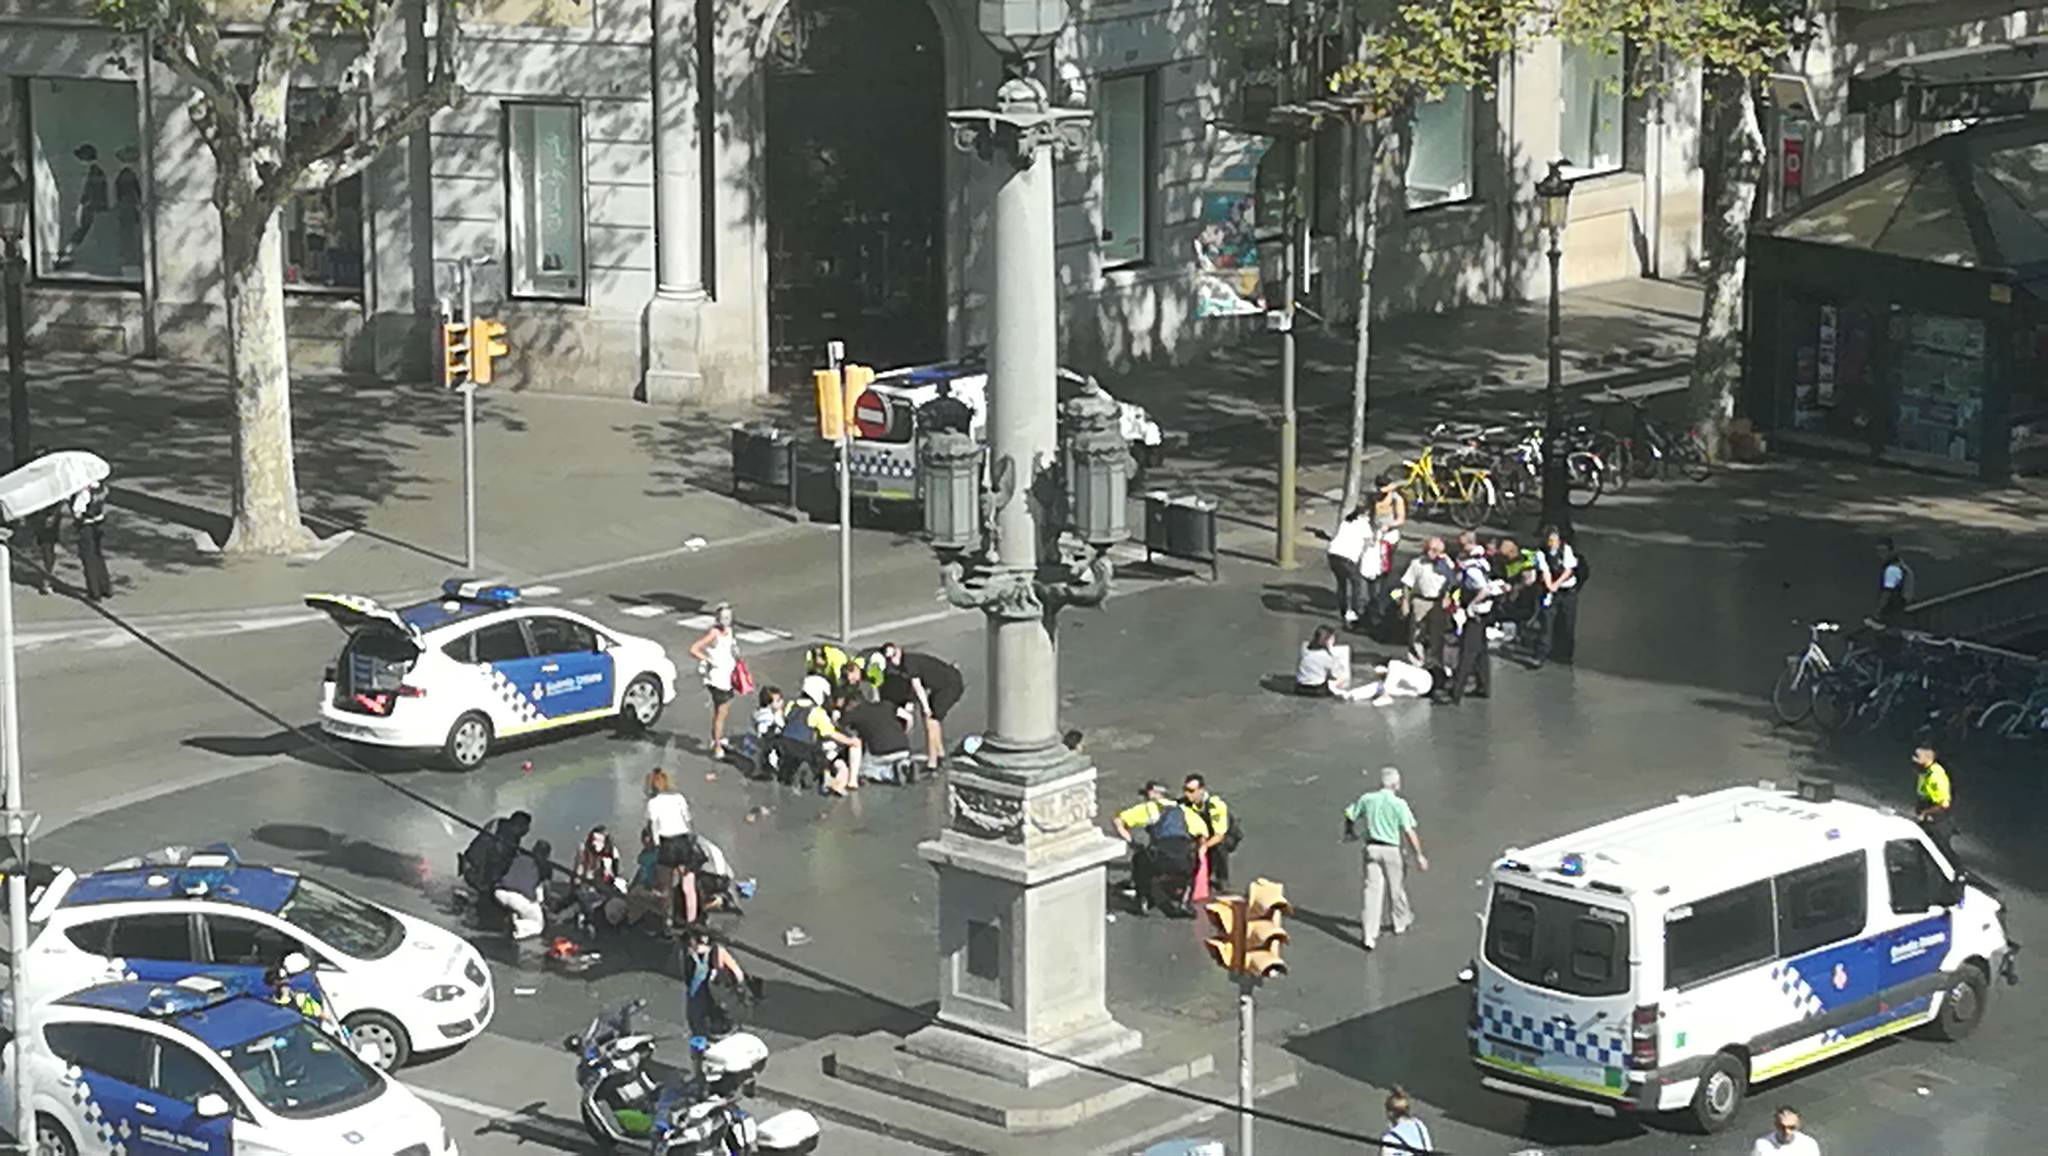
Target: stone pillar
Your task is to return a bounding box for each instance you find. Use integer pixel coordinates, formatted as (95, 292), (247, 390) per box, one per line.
(642, 0), (706, 402)
(907, 76), (1138, 1089)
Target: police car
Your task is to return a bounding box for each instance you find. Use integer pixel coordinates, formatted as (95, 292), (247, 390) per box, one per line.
(16, 848), (492, 1072)
(309, 579), (680, 771)
(0, 977), (451, 1156)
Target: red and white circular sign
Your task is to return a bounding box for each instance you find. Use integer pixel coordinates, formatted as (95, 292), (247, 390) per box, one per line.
(851, 392), (890, 439)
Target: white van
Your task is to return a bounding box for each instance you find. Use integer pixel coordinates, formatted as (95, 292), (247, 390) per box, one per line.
(1468, 781), (2018, 1132)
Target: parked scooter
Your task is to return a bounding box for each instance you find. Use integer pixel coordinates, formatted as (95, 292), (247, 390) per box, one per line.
(566, 999), (819, 1155)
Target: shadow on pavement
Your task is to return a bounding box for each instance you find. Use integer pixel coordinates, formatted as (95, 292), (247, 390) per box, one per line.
(252, 822), (431, 890)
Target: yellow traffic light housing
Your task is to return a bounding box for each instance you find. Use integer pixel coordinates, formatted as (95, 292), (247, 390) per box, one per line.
(440, 322), (471, 388)
(843, 363), (875, 424)
(1242, 878), (1291, 980)
(469, 318), (510, 385)
(814, 368), (846, 440)
(1202, 896), (1247, 974)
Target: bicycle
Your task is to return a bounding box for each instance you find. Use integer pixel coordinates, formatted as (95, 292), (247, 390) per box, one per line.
(1599, 390), (1711, 482)
(1395, 426), (1498, 529)
(1454, 422), (1603, 514)
(1975, 673), (2048, 740)
(1772, 620), (1856, 724)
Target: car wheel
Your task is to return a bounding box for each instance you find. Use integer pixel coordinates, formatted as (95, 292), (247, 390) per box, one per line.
(443, 713), (493, 772)
(619, 674), (665, 732)
(35, 1115), (76, 1156)
(1686, 1052), (1746, 1133)
(345, 1010), (412, 1071)
(1929, 963), (1989, 1041)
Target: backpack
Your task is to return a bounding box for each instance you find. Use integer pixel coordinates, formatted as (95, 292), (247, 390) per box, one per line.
(1571, 548), (1590, 591)
(1205, 800), (1244, 854)
(779, 703), (821, 747)
(1891, 558), (1916, 601)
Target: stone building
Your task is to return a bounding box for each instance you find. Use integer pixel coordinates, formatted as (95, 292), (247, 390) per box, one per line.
(9, 0), (1896, 403)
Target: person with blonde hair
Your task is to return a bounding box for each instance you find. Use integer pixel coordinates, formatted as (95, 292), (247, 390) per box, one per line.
(644, 767), (702, 924)
(1380, 1085), (1433, 1153)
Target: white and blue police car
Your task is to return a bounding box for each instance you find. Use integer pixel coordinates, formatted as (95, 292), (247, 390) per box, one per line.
(1, 976), (452, 1156)
(309, 579), (680, 771)
(18, 848), (492, 1072)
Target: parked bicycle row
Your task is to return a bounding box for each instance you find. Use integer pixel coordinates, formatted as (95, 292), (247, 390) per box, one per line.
(1386, 389), (1714, 529)
(1772, 619), (2048, 743)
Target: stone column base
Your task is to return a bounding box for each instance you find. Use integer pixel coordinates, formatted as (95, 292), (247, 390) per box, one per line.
(903, 1016), (1142, 1089)
(641, 291), (706, 403)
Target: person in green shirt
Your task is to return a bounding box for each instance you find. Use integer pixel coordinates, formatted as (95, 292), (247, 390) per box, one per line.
(1343, 766), (1429, 951)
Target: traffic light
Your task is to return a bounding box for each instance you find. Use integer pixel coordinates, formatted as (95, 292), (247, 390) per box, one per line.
(440, 322), (470, 388)
(1202, 895), (1247, 974)
(469, 318), (510, 385)
(1242, 878), (1291, 980)
(815, 368), (846, 440)
(843, 363), (875, 422)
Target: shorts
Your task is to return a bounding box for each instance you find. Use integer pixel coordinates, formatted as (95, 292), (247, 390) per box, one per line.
(706, 684), (734, 706)
(925, 682), (963, 723)
(657, 833), (702, 870)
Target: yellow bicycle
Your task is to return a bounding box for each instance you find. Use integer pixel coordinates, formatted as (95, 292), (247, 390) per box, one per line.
(1393, 426), (1497, 529)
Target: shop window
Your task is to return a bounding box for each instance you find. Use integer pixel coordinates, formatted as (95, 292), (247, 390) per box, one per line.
(1099, 73), (1155, 268)
(282, 90), (366, 295)
(1890, 310), (1987, 463)
(1785, 297), (1881, 445)
(506, 102), (587, 300)
(1407, 85), (1474, 208)
(1559, 39), (1625, 177)
(26, 78), (145, 284)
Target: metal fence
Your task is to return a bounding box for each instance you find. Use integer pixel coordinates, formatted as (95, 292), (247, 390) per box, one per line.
(1900, 565), (2048, 649)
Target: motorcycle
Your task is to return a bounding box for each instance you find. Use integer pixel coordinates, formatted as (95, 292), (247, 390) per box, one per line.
(566, 999), (819, 1155)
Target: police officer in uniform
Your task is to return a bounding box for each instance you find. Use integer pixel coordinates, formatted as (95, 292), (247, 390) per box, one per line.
(918, 378), (973, 435)
(71, 481), (112, 601)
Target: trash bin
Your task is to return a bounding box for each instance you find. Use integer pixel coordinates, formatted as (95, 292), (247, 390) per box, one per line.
(730, 423), (798, 510)
(919, 430), (982, 552)
(1142, 491), (1218, 580)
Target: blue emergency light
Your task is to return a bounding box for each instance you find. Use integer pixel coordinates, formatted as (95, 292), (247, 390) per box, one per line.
(146, 976), (231, 1017)
(177, 844), (240, 897)
(442, 578), (521, 605)
(1557, 853), (1587, 877)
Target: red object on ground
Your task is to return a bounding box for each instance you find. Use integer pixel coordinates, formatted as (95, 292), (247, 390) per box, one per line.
(1191, 855), (1211, 903)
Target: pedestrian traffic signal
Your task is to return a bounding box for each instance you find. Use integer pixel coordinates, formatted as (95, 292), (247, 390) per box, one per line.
(1202, 895), (1247, 974)
(815, 368), (846, 440)
(1242, 878), (1291, 980)
(469, 318), (510, 385)
(843, 363), (875, 420)
(441, 322), (471, 388)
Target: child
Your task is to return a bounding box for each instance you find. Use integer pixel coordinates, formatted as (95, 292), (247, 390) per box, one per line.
(735, 686), (785, 776)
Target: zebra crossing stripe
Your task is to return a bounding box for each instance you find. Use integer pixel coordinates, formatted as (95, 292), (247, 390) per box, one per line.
(523, 584), (562, 597)
(677, 613), (717, 630)
(735, 627), (791, 645)
(618, 604), (666, 619)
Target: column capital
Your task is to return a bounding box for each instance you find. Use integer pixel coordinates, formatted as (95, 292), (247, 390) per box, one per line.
(948, 83), (1091, 171)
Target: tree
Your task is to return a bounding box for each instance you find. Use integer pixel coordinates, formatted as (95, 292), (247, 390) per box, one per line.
(1325, 0), (1537, 511)
(1552, 0), (1805, 453)
(97, 0), (465, 553)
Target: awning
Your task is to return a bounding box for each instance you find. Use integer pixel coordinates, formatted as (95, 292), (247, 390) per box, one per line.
(1850, 37), (2048, 120)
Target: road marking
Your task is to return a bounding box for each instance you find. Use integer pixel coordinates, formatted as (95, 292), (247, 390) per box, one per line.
(523, 584), (562, 597)
(849, 607), (959, 641)
(677, 613), (717, 630)
(735, 626), (791, 645)
(404, 1084), (587, 1148)
(618, 604), (667, 618)
(571, 597), (594, 606)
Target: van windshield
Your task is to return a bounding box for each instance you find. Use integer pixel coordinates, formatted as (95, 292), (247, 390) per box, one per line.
(1484, 883), (1631, 997)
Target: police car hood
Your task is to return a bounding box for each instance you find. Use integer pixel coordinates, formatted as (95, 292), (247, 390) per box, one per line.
(305, 594), (422, 648)
(309, 1074), (443, 1150)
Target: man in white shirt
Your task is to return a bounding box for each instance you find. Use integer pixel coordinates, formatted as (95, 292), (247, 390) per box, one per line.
(1751, 1105), (1821, 1155)
(1398, 537), (1454, 663)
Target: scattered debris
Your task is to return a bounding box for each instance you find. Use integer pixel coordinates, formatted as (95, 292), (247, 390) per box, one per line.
(705, 772), (718, 782)
(735, 879), (758, 899)
(683, 536), (708, 550)
(783, 927), (810, 947)
(513, 987), (537, 997)
(1917, 1086), (1930, 1096)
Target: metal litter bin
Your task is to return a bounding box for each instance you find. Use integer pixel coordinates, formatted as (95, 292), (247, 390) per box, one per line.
(1143, 491), (1218, 580)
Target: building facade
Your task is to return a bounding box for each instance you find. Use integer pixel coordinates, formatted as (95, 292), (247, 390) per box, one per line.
(1, 0), (1729, 402)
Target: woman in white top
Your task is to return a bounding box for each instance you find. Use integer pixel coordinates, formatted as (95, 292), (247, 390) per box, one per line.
(688, 603), (740, 757)
(1326, 506), (1374, 629)
(644, 767), (702, 925)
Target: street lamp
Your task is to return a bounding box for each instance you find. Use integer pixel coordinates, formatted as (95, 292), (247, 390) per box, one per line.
(1535, 159), (1575, 536)
(0, 156), (29, 471)
(902, 0), (1144, 1092)
(0, 450), (109, 1156)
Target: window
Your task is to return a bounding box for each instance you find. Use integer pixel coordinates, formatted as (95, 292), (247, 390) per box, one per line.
(1885, 838), (1949, 915)
(1559, 39), (1625, 176)
(153, 1041), (236, 1105)
(205, 915), (301, 967)
(1775, 851), (1868, 956)
(473, 621), (532, 664)
(442, 632), (476, 664)
(64, 919), (114, 955)
(1407, 85), (1474, 208)
(26, 78), (145, 283)
(278, 876), (402, 960)
(506, 103), (586, 300)
(1483, 885), (1630, 997)
(526, 616), (598, 656)
(107, 913), (197, 961)
(281, 90), (365, 294)
(1099, 73), (1155, 268)
(44, 1023), (151, 1086)
(222, 1021), (381, 1119)
(1664, 880), (1774, 989)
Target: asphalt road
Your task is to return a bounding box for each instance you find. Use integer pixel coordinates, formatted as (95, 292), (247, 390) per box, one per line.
(24, 459), (2048, 1156)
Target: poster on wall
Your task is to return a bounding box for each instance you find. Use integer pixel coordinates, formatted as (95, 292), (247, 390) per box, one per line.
(1193, 131), (1271, 319)
(28, 78), (144, 283)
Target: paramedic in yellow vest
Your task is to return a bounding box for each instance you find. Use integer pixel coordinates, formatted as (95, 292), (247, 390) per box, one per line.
(1181, 774), (1233, 891)
(1913, 743), (1957, 866)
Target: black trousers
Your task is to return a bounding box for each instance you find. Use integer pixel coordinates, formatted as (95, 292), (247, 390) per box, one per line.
(1135, 839), (1195, 913)
(1921, 812), (1959, 867)
(78, 522), (112, 600)
(1534, 589), (1578, 664)
(1328, 553), (1365, 621)
(1452, 615), (1491, 700)
(1204, 843), (1231, 889)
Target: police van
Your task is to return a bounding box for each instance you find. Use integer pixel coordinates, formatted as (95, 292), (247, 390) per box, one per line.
(1468, 781), (2018, 1132)
(844, 360), (1163, 504)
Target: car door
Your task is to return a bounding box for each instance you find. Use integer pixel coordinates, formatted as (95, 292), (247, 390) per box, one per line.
(1877, 837), (1957, 1023)
(199, 914), (303, 987)
(469, 620), (549, 734)
(43, 1021), (160, 1154)
(523, 615), (614, 717)
(103, 913), (205, 983)
(143, 1036), (234, 1156)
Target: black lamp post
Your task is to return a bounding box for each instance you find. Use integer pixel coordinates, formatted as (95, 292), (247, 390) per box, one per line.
(0, 156), (28, 471)
(1535, 159), (1574, 537)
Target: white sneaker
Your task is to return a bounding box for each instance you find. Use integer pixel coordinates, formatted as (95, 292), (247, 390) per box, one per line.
(1370, 695), (1395, 706)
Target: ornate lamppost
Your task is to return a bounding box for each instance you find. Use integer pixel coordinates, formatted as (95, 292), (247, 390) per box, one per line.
(0, 156), (29, 470)
(1535, 159), (1575, 536)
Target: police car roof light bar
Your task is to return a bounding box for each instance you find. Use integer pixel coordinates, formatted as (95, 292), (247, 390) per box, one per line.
(442, 578), (521, 605)
(146, 977), (232, 1017)
(184, 845), (240, 870)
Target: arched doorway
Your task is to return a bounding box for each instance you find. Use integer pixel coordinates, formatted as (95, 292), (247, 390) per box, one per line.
(765, 0), (945, 373)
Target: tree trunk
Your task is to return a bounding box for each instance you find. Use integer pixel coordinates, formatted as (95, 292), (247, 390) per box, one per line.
(1689, 70), (1765, 456)
(1340, 121), (1390, 515)
(220, 202), (318, 555)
